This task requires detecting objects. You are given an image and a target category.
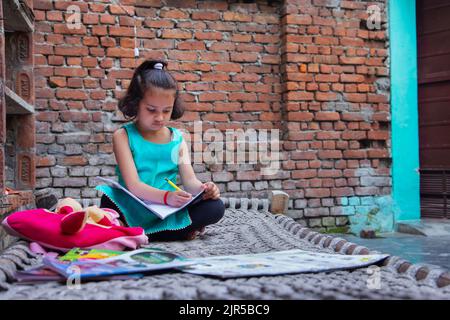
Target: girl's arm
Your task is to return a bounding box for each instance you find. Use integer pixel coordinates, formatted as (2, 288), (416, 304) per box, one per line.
(178, 139), (220, 200)
(178, 139), (203, 194)
(113, 128), (191, 206)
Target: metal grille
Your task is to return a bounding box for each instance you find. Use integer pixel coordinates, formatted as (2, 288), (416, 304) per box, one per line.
(420, 169), (449, 218)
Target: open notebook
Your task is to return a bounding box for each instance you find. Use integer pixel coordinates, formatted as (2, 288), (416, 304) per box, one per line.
(96, 176), (205, 220)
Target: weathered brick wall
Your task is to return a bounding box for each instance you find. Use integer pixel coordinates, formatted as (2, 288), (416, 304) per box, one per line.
(280, 0), (391, 232)
(33, 0), (390, 232)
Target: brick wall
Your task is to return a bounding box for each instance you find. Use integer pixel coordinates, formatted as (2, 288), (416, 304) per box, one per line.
(33, 0), (390, 232)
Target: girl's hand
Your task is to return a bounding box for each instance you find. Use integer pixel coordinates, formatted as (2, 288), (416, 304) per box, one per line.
(202, 182), (220, 200)
(167, 190), (192, 207)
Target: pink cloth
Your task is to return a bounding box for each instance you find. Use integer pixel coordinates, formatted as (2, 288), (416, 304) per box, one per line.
(2, 208), (148, 252)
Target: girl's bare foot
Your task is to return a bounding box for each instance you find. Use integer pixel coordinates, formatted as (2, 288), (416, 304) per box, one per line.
(186, 227), (206, 240)
(186, 231), (197, 240)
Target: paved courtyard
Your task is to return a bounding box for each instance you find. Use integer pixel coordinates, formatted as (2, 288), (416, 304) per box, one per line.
(336, 233), (450, 270)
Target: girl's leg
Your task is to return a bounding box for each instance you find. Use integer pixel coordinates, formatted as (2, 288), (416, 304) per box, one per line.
(148, 198), (225, 241)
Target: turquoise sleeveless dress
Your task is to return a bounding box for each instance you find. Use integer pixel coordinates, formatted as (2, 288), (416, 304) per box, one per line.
(96, 122), (192, 234)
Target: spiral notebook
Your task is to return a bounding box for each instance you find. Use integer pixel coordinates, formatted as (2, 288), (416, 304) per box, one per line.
(96, 176), (205, 220)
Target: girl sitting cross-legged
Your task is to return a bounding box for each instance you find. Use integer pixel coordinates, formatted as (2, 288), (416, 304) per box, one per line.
(99, 59), (225, 241)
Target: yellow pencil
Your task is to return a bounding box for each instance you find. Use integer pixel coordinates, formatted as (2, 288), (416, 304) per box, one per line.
(164, 178), (182, 191)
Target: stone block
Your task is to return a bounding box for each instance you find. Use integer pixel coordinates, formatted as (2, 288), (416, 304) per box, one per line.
(269, 190), (289, 214)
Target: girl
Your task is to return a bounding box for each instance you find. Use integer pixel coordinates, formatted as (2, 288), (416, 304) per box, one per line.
(98, 59), (225, 241)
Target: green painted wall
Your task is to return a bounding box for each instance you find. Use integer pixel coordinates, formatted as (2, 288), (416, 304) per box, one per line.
(389, 0), (421, 221)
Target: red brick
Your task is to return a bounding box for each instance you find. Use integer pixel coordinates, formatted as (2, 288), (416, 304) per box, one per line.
(305, 188), (330, 198)
(343, 150), (367, 159)
(195, 31), (223, 41)
(162, 29), (192, 39)
(198, 93), (227, 102)
(177, 41), (206, 50)
(368, 131), (389, 140)
(100, 14), (116, 24)
(344, 93), (367, 103)
(56, 89), (88, 100)
(315, 112), (340, 121)
(192, 11), (220, 21)
(367, 149), (390, 158)
(316, 92), (338, 101)
(287, 112), (314, 121)
(223, 12), (252, 22)
(292, 170), (317, 179)
(342, 131), (367, 140)
(368, 94), (388, 103)
(62, 156), (88, 166)
(109, 4), (134, 15)
(54, 67), (87, 77)
(331, 187), (355, 197)
(285, 14), (312, 25)
(83, 13), (99, 24)
(83, 37), (99, 46)
(100, 37), (116, 47)
(49, 77), (66, 87)
(340, 56), (366, 65)
(109, 26), (134, 37)
(230, 52), (258, 62)
(318, 150), (342, 159)
(229, 92), (257, 102)
(106, 48), (135, 58)
(54, 46), (88, 56)
(286, 91), (314, 101)
(316, 132), (341, 140)
(53, 24), (86, 35)
(341, 74), (365, 83)
(59, 111), (90, 122)
(315, 74), (340, 82)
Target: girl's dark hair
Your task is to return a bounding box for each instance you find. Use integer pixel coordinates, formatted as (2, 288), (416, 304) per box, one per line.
(118, 60), (184, 120)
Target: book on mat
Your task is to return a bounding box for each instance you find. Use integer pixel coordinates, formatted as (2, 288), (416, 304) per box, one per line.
(42, 247), (195, 280)
(15, 265), (144, 283)
(177, 249), (390, 279)
(21, 247), (390, 282)
(96, 176), (205, 220)
(16, 247), (145, 283)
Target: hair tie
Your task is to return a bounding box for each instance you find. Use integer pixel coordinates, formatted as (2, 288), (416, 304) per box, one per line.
(154, 63), (163, 70)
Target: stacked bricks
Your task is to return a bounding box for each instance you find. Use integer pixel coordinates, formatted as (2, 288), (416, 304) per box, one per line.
(281, 0), (390, 232)
(33, 0), (390, 231)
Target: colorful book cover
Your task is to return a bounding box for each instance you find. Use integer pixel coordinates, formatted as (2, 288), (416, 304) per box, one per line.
(43, 247), (194, 280)
(59, 248), (125, 262)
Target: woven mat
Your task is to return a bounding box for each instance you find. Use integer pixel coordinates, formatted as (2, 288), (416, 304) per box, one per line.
(1, 205), (450, 299)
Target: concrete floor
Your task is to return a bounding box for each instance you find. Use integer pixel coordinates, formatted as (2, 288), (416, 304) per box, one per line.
(334, 232), (450, 270)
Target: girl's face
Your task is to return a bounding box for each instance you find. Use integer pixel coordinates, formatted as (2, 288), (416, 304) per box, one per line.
(137, 87), (176, 131)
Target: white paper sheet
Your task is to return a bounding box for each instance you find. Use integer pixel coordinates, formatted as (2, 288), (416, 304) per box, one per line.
(96, 176), (204, 219)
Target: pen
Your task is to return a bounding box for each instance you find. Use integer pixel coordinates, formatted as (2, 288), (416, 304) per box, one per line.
(164, 177), (183, 191)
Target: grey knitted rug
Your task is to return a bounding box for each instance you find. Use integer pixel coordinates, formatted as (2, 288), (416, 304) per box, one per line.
(0, 200), (450, 300)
